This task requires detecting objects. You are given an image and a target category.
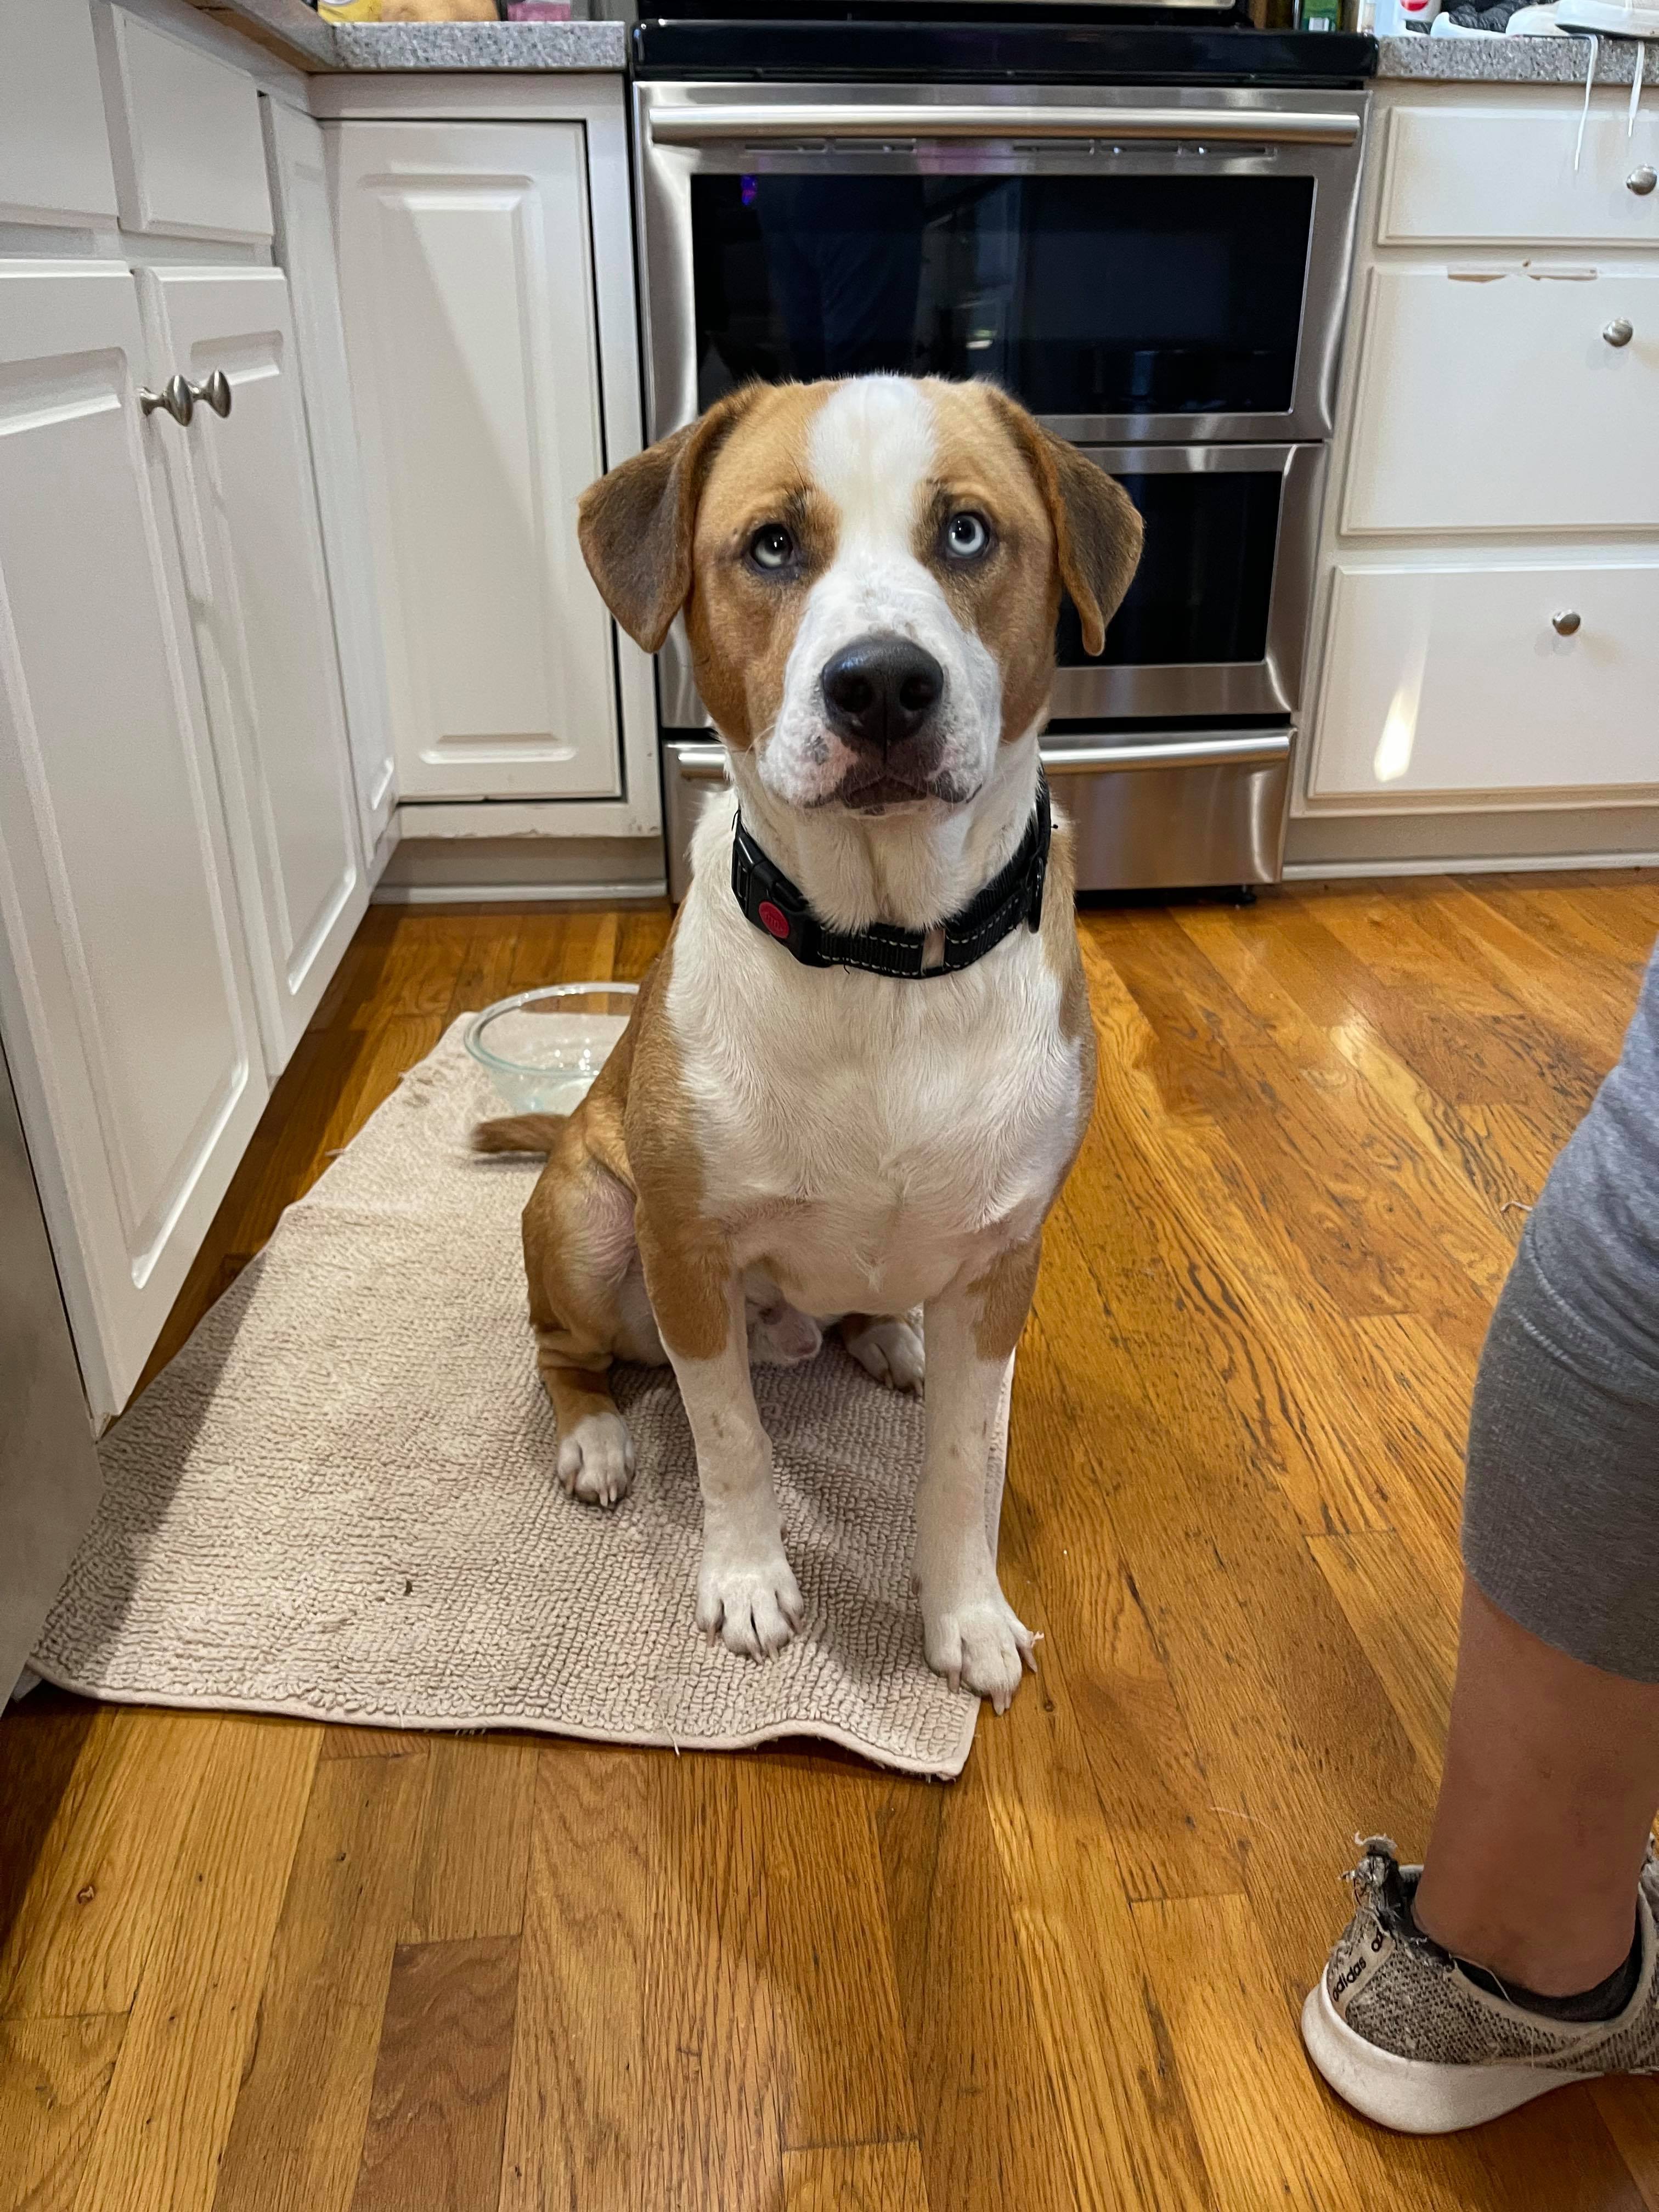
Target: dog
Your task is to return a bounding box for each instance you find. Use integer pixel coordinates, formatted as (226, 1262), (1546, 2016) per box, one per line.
(473, 375), (1141, 1709)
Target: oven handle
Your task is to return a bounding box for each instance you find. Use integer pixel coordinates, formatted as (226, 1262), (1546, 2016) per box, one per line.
(673, 744), (732, 781)
(647, 105), (1359, 149)
(673, 736), (1290, 780)
(1042, 732), (1292, 773)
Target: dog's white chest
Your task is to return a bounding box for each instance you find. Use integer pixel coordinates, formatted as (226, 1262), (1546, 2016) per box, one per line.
(670, 896), (1084, 1316)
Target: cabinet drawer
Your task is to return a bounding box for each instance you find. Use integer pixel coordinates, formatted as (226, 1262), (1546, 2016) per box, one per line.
(1381, 103), (1659, 247)
(1310, 560), (1659, 804)
(1343, 266), (1659, 535)
(0, 0), (117, 228)
(94, 4), (272, 243)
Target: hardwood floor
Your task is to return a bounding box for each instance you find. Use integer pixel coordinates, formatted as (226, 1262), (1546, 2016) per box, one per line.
(5, 873), (1659, 2212)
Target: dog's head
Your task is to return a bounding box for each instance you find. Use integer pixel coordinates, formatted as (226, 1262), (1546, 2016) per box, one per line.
(578, 376), (1142, 816)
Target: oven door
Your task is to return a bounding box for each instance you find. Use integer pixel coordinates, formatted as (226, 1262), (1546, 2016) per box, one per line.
(1054, 442), (1324, 723)
(635, 80), (1366, 452)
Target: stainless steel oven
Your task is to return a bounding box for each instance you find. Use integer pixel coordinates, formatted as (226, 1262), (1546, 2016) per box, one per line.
(635, 77), (1369, 888)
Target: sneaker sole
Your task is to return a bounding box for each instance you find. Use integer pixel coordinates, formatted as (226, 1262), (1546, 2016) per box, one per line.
(1301, 1978), (1597, 2134)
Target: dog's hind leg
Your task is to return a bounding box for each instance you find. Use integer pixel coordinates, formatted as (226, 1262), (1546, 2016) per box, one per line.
(839, 1311), (926, 1395)
(522, 1137), (658, 1509)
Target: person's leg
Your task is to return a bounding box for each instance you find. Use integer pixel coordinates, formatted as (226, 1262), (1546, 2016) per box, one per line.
(1304, 940), (1659, 2129)
(1412, 1577), (1659, 1997)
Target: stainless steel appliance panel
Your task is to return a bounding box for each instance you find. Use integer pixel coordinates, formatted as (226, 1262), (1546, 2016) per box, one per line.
(1045, 726), (1291, 888)
(0, 1037), (100, 1697)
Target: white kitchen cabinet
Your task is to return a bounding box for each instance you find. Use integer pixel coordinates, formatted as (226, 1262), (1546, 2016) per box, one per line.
(1310, 558), (1659, 804)
(0, 264), (269, 1422)
(330, 120), (619, 803)
(142, 266), (368, 1070)
(262, 97), (398, 858)
(0, 0), (119, 230)
(1343, 264), (1659, 537)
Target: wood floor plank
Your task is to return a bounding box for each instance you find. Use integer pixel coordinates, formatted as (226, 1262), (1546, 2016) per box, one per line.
(636, 1750), (786, 2212)
(876, 1766), (1082, 2212)
(781, 2141), (930, 2211)
(1002, 1320), (1242, 1905)
(1133, 1891), (1353, 2211)
(317, 1725), (432, 1761)
(499, 1747), (651, 2212)
(69, 1716), (321, 2212)
(212, 1750), (428, 2212)
(349, 1936), (520, 2212)
(0, 2014), (126, 2212)
(1, 1708), (218, 2019)
(1593, 2078), (1659, 2212)
(403, 1740), (537, 1945)
(345, 910), (476, 1030)
(970, 1553), (1217, 2212)
(1305, 1530), (1459, 1786)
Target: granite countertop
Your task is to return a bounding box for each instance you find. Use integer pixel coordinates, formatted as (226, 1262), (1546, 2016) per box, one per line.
(201, 0), (626, 70)
(1377, 29), (1647, 78)
(328, 19), (627, 68)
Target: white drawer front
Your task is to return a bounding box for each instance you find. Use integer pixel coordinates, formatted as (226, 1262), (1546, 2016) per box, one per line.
(1381, 103), (1659, 247)
(0, 0), (118, 229)
(1310, 560), (1659, 804)
(1344, 266), (1659, 535)
(95, 4), (272, 243)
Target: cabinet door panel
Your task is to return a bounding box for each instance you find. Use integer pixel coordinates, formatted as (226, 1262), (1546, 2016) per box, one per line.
(331, 121), (619, 801)
(1344, 266), (1659, 535)
(1310, 558), (1659, 805)
(263, 97), (397, 857)
(0, 266), (267, 1418)
(144, 267), (366, 1072)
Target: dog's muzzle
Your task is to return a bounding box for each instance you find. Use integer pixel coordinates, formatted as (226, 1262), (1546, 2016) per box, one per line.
(817, 632), (949, 809)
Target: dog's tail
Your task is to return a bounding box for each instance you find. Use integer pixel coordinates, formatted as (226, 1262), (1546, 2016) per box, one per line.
(471, 1113), (568, 1155)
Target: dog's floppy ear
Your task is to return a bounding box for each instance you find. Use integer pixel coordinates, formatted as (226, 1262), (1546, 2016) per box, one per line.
(987, 388), (1143, 659)
(577, 388), (760, 653)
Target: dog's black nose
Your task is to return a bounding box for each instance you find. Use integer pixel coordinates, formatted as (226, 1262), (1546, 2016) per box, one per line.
(821, 635), (944, 753)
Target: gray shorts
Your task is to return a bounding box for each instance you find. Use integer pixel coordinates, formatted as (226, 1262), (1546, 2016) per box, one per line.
(1464, 935), (1659, 1680)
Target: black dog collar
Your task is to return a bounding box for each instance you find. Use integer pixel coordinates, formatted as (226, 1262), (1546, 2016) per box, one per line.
(730, 778), (1051, 980)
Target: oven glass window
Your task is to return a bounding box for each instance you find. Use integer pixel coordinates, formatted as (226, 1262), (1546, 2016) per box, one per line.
(691, 173), (1314, 419)
(1057, 469), (1282, 668)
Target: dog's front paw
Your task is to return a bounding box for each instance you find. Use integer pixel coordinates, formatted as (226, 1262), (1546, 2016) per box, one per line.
(697, 1545), (804, 1660)
(843, 1313), (925, 1393)
(555, 1410), (635, 1509)
(922, 1587), (1036, 1713)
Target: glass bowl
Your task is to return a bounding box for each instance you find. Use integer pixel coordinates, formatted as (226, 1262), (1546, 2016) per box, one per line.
(465, 983), (637, 1115)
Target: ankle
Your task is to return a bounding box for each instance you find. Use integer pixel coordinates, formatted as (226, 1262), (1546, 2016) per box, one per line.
(1412, 1871), (1635, 1999)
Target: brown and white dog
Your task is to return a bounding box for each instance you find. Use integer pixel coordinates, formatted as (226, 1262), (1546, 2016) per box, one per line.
(475, 375), (1141, 1709)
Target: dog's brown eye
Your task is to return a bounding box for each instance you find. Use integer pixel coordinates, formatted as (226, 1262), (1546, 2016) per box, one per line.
(748, 523), (795, 573)
(943, 511), (991, 562)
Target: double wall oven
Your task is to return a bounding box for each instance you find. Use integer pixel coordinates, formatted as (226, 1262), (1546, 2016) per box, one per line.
(636, 72), (1369, 893)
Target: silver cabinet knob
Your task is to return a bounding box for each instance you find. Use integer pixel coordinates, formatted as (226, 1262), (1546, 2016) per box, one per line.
(187, 370), (232, 419)
(1629, 165), (1658, 195)
(1552, 609), (1582, 636)
(137, 373), (194, 426)
(1605, 318), (1635, 347)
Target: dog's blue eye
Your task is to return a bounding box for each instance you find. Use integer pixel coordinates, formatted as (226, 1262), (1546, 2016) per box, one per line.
(944, 511), (990, 561)
(748, 524), (795, 572)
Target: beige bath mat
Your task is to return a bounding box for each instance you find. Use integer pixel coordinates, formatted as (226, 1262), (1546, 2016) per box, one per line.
(32, 1020), (1009, 1778)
